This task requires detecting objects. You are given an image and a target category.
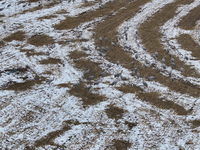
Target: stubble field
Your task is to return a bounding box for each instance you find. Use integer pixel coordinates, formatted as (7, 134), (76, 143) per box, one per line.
(0, 0), (200, 149)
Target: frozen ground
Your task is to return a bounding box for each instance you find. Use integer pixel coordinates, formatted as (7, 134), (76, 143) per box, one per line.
(0, 0), (200, 149)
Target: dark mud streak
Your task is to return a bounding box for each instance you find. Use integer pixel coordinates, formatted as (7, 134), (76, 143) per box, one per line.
(178, 4), (200, 30)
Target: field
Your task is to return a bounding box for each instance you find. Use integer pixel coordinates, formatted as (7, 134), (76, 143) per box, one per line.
(0, 0), (200, 149)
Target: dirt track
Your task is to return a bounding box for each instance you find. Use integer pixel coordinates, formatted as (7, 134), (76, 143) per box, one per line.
(1, 0), (200, 149)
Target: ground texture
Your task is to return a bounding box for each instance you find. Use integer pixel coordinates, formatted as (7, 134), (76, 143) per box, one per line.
(0, 0), (200, 149)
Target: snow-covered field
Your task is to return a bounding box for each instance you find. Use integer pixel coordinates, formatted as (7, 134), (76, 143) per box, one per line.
(0, 0), (200, 149)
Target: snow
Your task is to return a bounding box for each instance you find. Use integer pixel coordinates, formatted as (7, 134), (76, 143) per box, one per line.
(0, 0), (200, 149)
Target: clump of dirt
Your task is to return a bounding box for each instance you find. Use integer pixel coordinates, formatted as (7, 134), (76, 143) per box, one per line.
(3, 31), (26, 42)
(189, 119), (200, 128)
(27, 34), (55, 46)
(105, 140), (132, 150)
(125, 121), (137, 130)
(69, 83), (106, 106)
(105, 105), (125, 120)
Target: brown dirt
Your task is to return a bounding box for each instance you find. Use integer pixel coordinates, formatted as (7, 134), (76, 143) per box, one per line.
(117, 84), (143, 94)
(125, 121), (137, 130)
(43, 70), (53, 75)
(38, 14), (57, 20)
(69, 83), (106, 106)
(136, 92), (191, 115)
(68, 47), (108, 106)
(33, 120), (80, 148)
(17, 1), (27, 5)
(20, 49), (46, 57)
(73, 58), (107, 80)
(54, 0), (134, 30)
(189, 119), (200, 128)
(3, 76), (46, 91)
(3, 31), (26, 42)
(178, 4), (200, 30)
(105, 140), (132, 150)
(69, 50), (88, 60)
(27, 34), (55, 46)
(20, 6), (42, 14)
(79, 0), (98, 8)
(58, 39), (89, 45)
(39, 58), (62, 64)
(93, 0), (200, 98)
(20, 0), (60, 15)
(177, 34), (200, 59)
(2, 66), (46, 91)
(105, 104), (125, 120)
(139, 0), (199, 78)
(57, 83), (71, 88)
(29, 0), (41, 2)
